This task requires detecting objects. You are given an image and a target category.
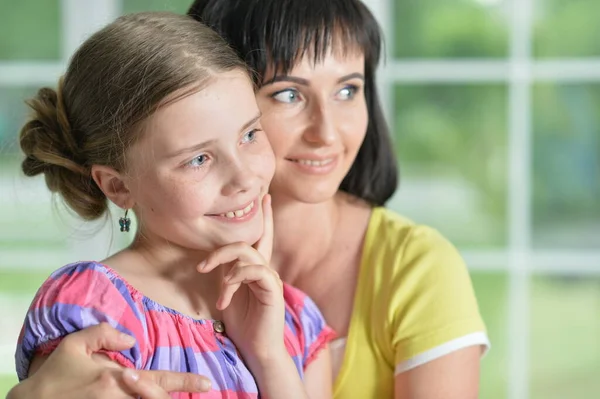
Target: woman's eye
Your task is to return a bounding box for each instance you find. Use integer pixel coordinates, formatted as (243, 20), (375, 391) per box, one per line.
(337, 85), (358, 100)
(241, 129), (260, 143)
(188, 154), (208, 168)
(272, 89), (300, 103)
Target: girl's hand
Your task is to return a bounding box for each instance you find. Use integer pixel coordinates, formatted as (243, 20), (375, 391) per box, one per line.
(198, 194), (286, 363)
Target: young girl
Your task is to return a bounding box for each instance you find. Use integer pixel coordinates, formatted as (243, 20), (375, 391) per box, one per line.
(14, 12), (333, 399)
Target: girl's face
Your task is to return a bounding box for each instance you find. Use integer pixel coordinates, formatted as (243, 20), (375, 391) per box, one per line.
(255, 51), (368, 204)
(124, 70), (275, 251)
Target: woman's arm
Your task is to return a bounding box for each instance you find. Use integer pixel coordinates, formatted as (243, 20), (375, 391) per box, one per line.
(7, 323), (210, 399)
(394, 346), (481, 399)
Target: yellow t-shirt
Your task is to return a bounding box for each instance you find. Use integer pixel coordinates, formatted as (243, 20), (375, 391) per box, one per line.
(333, 208), (490, 398)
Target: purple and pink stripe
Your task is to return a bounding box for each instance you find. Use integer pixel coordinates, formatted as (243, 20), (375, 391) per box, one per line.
(15, 261), (335, 398)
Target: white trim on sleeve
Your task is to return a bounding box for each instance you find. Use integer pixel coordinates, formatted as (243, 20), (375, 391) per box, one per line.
(394, 331), (491, 375)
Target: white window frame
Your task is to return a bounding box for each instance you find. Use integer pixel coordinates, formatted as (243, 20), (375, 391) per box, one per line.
(364, 1), (600, 398)
(1, 1), (599, 397)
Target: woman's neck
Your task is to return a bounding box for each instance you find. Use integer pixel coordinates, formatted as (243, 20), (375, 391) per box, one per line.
(270, 192), (344, 281)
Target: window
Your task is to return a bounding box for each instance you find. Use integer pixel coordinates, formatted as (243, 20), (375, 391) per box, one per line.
(364, 0), (600, 397)
(0, 1), (597, 397)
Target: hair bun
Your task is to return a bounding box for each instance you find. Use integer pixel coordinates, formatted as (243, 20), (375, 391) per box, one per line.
(19, 85), (107, 220)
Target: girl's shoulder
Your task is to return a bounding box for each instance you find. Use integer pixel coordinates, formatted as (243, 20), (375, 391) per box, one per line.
(37, 260), (139, 305)
(282, 283), (336, 370)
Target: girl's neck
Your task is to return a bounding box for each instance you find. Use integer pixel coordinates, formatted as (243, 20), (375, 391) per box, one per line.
(126, 234), (208, 278)
(104, 234), (223, 321)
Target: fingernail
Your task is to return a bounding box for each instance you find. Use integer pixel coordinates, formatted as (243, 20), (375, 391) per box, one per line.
(198, 260), (206, 271)
(197, 378), (212, 391)
(119, 333), (136, 345)
(123, 368), (140, 382)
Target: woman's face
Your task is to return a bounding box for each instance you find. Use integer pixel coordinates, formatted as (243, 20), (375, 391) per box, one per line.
(256, 51), (368, 204)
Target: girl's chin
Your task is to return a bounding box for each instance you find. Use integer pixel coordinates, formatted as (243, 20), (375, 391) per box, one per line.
(209, 230), (263, 250)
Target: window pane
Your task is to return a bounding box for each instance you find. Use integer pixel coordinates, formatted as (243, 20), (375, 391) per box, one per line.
(534, 0), (600, 58)
(122, 0), (193, 14)
(391, 84), (508, 248)
(530, 276), (600, 398)
(0, 87), (37, 159)
(393, 0), (508, 58)
(471, 271), (508, 399)
(0, 1), (61, 60)
(532, 83), (600, 249)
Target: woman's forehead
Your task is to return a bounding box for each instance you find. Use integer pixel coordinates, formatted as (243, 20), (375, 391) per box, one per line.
(263, 47), (365, 81)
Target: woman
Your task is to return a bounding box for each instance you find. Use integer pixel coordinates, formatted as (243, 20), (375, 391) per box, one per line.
(191, 0), (490, 397)
(10, 0), (489, 397)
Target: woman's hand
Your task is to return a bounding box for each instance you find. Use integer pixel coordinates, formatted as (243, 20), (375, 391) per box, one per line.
(7, 323), (211, 399)
(198, 194), (286, 363)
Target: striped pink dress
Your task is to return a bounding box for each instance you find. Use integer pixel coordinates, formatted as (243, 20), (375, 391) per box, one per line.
(15, 261), (335, 398)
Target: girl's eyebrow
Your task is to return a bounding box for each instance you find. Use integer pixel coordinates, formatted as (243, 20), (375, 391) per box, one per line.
(167, 112), (262, 159)
(167, 139), (217, 159)
(239, 112), (262, 133)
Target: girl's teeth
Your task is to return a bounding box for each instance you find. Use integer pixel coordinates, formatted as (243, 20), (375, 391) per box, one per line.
(221, 201), (255, 218)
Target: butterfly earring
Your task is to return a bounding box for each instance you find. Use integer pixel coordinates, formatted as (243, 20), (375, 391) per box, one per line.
(119, 209), (131, 232)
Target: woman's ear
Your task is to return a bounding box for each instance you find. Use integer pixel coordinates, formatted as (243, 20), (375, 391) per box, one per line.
(91, 165), (135, 210)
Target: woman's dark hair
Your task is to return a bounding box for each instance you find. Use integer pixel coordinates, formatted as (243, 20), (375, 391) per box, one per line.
(188, 0), (398, 206)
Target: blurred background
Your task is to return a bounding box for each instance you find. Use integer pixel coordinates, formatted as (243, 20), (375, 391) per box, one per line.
(0, 0), (598, 398)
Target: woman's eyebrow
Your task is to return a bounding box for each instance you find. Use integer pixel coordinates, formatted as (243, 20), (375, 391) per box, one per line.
(263, 73), (364, 86)
(262, 75), (309, 86)
(337, 72), (364, 83)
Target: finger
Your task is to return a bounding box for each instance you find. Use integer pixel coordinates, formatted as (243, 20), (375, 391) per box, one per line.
(225, 265), (280, 296)
(125, 369), (212, 396)
(60, 323), (136, 355)
(198, 243), (263, 273)
(225, 264), (273, 285)
(217, 280), (242, 310)
(121, 369), (169, 399)
(95, 368), (137, 399)
(254, 194), (273, 262)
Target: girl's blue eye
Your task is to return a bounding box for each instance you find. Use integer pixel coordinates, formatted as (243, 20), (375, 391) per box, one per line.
(188, 154), (208, 168)
(272, 89), (300, 103)
(242, 129), (259, 143)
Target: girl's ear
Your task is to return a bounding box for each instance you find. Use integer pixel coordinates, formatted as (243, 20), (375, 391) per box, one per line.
(91, 165), (135, 209)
